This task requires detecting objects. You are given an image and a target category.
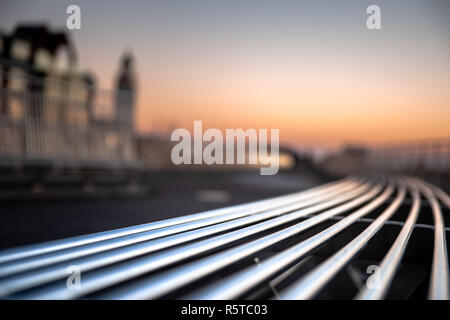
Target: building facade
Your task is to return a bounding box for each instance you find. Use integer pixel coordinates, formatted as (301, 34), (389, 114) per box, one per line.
(0, 25), (137, 168)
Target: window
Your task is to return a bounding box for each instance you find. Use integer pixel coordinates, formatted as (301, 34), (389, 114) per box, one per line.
(11, 40), (30, 61)
(35, 49), (52, 70)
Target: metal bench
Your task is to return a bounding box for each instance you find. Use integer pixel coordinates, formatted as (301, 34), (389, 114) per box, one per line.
(0, 175), (448, 299)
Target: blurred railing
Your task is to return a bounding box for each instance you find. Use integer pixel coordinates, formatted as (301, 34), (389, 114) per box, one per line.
(367, 138), (450, 184)
(0, 68), (136, 168)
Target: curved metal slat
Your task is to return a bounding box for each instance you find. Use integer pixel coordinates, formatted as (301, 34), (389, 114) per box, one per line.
(188, 183), (396, 300)
(91, 183), (387, 300)
(0, 178), (352, 265)
(355, 178), (421, 300)
(13, 182), (381, 299)
(0, 181), (367, 297)
(278, 181), (405, 300)
(414, 178), (449, 300)
(0, 180), (361, 278)
(1, 175), (448, 300)
(424, 181), (450, 210)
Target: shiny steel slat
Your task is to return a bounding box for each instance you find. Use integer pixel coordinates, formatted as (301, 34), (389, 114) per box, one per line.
(279, 182), (405, 300)
(414, 178), (449, 300)
(0, 178), (351, 265)
(2, 175), (447, 300)
(0, 181), (366, 297)
(91, 183), (386, 300)
(422, 180), (450, 211)
(188, 183), (394, 300)
(14, 182), (380, 299)
(0, 180), (360, 278)
(355, 178), (421, 300)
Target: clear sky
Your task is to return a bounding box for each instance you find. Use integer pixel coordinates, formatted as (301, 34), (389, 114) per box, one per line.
(1, 0), (449, 148)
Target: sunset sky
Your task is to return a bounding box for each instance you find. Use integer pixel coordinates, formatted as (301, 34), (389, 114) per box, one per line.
(1, 0), (449, 148)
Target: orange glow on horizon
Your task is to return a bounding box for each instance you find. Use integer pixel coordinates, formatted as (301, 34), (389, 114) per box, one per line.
(134, 60), (450, 148)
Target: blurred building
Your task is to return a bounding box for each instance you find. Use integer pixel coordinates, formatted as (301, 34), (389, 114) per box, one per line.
(318, 145), (368, 176)
(0, 24), (137, 168)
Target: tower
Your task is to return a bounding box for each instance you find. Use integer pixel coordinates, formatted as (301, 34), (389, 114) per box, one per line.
(115, 51), (136, 161)
(115, 51), (136, 126)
